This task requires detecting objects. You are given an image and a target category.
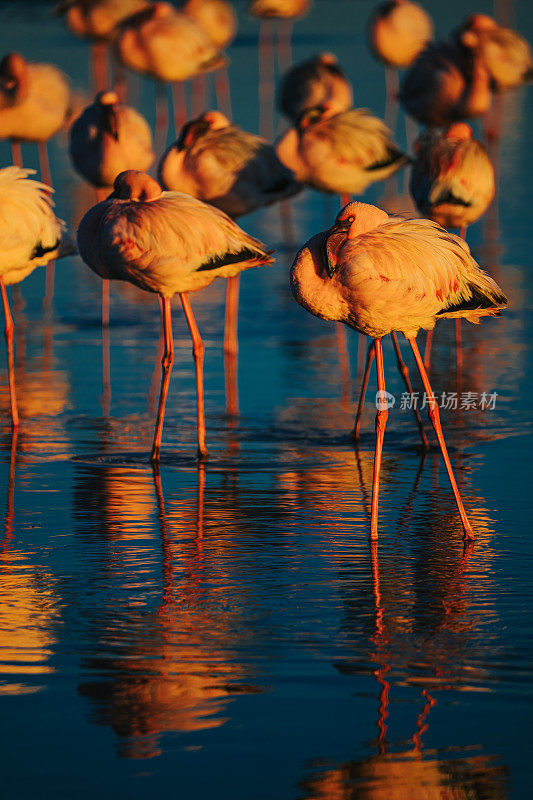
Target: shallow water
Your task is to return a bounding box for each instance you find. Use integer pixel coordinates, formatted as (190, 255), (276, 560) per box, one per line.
(1, 1), (533, 798)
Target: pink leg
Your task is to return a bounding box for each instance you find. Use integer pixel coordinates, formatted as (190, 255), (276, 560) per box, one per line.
(90, 41), (109, 94)
(191, 74), (206, 118)
(224, 275), (240, 416)
(155, 83), (169, 155)
(38, 141), (56, 309)
(336, 322), (351, 406)
(10, 141), (22, 168)
(180, 293), (208, 458)
(151, 296), (175, 462)
(340, 193), (352, 209)
(2, 427), (18, 551)
(351, 339), (375, 440)
(384, 67), (399, 134)
(370, 339), (388, 540)
(391, 332), (428, 449)
(424, 328), (433, 371)
(172, 81), (187, 137)
(0, 279), (18, 427)
(258, 20), (275, 140)
(408, 337), (474, 540)
(215, 67), (232, 120)
(276, 19), (293, 73)
(456, 225), (468, 381)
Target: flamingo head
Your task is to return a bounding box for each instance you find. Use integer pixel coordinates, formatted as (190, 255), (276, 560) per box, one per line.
(176, 115), (212, 150)
(112, 171), (162, 202)
(96, 90), (120, 139)
(444, 123), (472, 140)
(458, 13), (498, 49)
(321, 202), (389, 277)
(202, 110), (231, 130)
(0, 52), (29, 104)
(297, 105), (328, 132)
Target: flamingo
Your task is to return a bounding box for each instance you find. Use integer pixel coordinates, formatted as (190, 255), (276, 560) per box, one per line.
(181, 0), (237, 49)
(76, 170), (273, 462)
(0, 52), (71, 172)
(114, 1), (227, 137)
(290, 200), (507, 540)
(158, 110), (300, 219)
(400, 13), (532, 128)
(276, 105), (408, 196)
(410, 122), (495, 368)
(0, 167), (75, 428)
(277, 52), (353, 124)
(69, 90), (154, 187)
(54, 0), (150, 94)
(368, 0), (434, 71)
(158, 109), (299, 406)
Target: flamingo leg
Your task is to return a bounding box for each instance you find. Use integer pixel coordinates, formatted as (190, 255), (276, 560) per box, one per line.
(171, 81), (187, 138)
(424, 329), (433, 371)
(155, 82), (169, 155)
(1, 279), (18, 428)
(370, 338), (388, 539)
(37, 141), (56, 309)
(456, 225), (468, 383)
(340, 193), (352, 209)
(258, 19), (275, 140)
(90, 41), (109, 94)
(215, 67), (232, 120)
(276, 19), (293, 73)
(408, 336), (474, 540)
(191, 74), (206, 118)
(180, 292), (208, 458)
(224, 274), (240, 356)
(391, 332), (428, 449)
(151, 296), (175, 463)
(351, 339), (375, 440)
(101, 279), (111, 416)
(10, 141), (22, 168)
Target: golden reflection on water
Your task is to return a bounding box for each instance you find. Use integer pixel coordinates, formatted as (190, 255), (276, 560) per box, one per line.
(74, 463), (261, 759)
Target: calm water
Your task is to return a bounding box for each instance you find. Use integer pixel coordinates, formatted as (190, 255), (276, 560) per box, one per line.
(1, 1), (533, 798)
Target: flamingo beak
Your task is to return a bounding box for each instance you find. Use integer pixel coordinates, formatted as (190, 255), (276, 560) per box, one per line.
(322, 219), (351, 278)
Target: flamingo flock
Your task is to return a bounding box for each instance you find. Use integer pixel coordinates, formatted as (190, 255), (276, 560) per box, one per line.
(0, 0), (525, 543)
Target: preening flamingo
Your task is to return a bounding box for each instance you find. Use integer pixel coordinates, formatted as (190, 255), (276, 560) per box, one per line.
(158, 110), (300, 219)
(0, 52), (71, 171)
(76, 170), (273, 462)
(0, 167), (75, 428)
(368, 0), (433, 69)
(54, 0), (150, 93)
(410, 123), (495, 232)
(69, 90), (154, 187)
(400, 13), (532, 128)
(277, 52), (353, 123)
(410, 122), (495, 368)
(276, 106), (408, 196)
(290, 201), (507, 540)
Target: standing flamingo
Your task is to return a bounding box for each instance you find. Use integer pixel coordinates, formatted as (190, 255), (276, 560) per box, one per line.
(290, 201), (507, 540)
(69, 90), (154, 187)
(114, 1), (227, 141)
(277, 52), (353, 123)
(76, 170), (273, 462)
(54, 0), (150, 94)
(368, 0), (434, 71)
(400, 13), (532, 128)
(410, 122), (495, 368)
(276, 106), (408, 195)
(0, 167), (75, 428)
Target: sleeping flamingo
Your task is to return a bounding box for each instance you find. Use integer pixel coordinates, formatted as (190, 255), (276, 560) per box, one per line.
(290, 201), (507, 540)
(114, 1), (227, 136)
(276, 105), (408, 196)
(368, 0), (434, 70)
(400, 13), (532, 128)
(410, 122), (495, 367)
(76, 170), (273, 462)
(181, 0), (237, 49)
(54, 0), (149, 92)
(277, 52), (353, 123)
(69, 90), (154, 187)
(0, 167), (75, 428)
(159, 109), (299, 370)
(0, 52), (71, 172)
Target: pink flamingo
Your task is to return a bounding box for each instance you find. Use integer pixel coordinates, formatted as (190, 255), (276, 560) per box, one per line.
(410, 122), (495, 369)
(277, 52), (353, 124)
(368, 0), (434, 71)
(158, 109), (299, 400)
(290, 201), (507, 541)
(276, 105), (408, 196)
(400, 13), (532, 128)
(76, 170), (273, 462)
(54, 0), (149, 94)
(114, 2), (227, 138)
(0, 167), (75, 428)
